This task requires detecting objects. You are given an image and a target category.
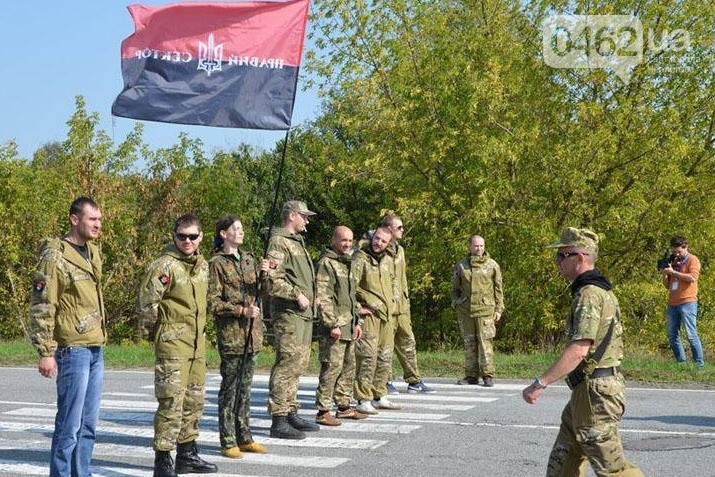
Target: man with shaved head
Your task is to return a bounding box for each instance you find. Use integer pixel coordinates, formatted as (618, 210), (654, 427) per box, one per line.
(314, 226), (369, 426)
(451, 235), (504, 386)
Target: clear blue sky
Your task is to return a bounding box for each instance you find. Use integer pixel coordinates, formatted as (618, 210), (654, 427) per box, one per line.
(0, 1), (320, 160)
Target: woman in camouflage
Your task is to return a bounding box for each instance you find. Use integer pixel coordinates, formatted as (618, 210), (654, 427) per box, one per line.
(208, 216), (270, 458)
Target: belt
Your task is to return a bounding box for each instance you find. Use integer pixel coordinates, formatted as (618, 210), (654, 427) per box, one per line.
(566, 366), (620, 390)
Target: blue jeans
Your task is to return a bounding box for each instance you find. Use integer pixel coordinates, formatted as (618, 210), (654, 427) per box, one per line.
(666, 302), (704, 366)
(50, 347), (104, 477)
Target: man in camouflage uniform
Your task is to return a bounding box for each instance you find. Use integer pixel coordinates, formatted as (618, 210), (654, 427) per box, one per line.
(138, 214), (217, 477)
(381, 214), (434, 394)
(266, 201), (319, 439)
(208, 216), (270, 458)
(522, 228), (644, 477)
(29, 197), (105, 477)
(451, 235), (504, 387)
(353, 226), (402, 414)
(314, 226), (369, 426)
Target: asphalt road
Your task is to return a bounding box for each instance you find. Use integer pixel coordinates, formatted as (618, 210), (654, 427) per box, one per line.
(0, 367), (713, 476)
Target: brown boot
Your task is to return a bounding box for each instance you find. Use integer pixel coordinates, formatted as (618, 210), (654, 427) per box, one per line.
(315, 411), (342, 426)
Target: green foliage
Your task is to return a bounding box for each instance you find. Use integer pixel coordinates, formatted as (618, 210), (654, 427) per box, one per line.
(2, 0), (713, 363)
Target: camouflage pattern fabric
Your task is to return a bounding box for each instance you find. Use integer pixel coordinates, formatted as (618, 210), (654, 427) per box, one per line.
(386, 242), (421, 383)
(29, 238), (106, 355)
(354, 313), (394, 401)
(267, 313), (313, 416)
(546, 284), (643, 476)
(451, 252), (504, 378)
(217, 353), (257, 447)
(316, 337), (356, 410)
(266, 227), (315, 417)
(153, 356), (206, 451)
(315, 247), (360, 411)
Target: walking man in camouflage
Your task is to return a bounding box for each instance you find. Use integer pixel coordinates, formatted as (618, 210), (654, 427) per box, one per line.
(451, 235), (504, 386)
(138, 214), (217, 477)
(522, 227), (644, 477)
(353, 226), (402, 414)
(266, 201), (320, 439)
(29, 197), (105, 477)
(315, 226), (370, 425)
(381, 214), (434, 394)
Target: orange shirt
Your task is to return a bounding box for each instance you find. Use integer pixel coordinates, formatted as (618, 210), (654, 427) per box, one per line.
(668, 254), (700, 305)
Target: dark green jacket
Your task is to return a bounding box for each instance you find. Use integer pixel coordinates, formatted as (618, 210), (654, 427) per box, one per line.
(29, 238), (106, 356)
(137, 244), (208, 359)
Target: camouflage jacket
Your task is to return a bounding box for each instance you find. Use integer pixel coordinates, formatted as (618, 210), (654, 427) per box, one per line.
(28, 238), (106, 357)
(315, 246), (360, 340)
(353, 244), (393, 322)
(451, 252), (505, 317)
(386, 242), (410, 315)
(137, 244), (208, 359)
(266, 227), (315, 320)
(208, 249), (268, 355)
(569, 284), (624, 372)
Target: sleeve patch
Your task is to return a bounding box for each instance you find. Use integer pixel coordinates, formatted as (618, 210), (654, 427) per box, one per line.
(33, 281), (46, 292)
(158, 274), (171, 286)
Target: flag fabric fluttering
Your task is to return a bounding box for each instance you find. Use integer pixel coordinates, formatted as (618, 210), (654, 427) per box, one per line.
(111, 1), (310, 130)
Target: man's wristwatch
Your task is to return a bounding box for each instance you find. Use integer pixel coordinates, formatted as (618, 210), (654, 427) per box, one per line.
(532, 377), (547, 390)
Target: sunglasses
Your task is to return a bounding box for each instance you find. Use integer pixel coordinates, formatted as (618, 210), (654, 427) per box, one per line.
(555, 251), (580, 262)
(175, 233), (200, 242)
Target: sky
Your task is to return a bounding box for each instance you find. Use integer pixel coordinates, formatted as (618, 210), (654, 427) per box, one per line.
(0, 1), (321, 160)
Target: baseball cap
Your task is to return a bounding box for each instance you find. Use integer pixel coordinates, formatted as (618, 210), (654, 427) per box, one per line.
(282, 200), (316, 216)
(546, 227), (599, 254)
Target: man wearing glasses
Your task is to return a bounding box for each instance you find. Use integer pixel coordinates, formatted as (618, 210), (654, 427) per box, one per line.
(266, 201), (320, 439)
(381, 214), (435, 394)
(661, 236), (704, 367)
(522, 227), (643, 477)
(138, 214), (217, 477)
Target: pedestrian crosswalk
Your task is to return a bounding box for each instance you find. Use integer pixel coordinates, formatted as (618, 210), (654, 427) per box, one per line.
(0, 373), (519, 476)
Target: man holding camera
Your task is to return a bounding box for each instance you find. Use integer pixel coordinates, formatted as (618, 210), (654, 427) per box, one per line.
(660, 236), (704, 367)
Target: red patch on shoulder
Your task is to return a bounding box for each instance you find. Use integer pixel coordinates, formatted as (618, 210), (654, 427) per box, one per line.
(158, 274), (171, 286)
(33, 281), (46, 292)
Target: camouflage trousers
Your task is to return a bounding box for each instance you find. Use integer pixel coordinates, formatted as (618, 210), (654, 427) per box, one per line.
(153, 356), (206, 451)
(218, 352), (257, 448)
(354, 314), (394, 401)
(390, 313), (421, 384)
(316, 336), (356, 411)
(547, 374), (644, 477)
(268, 313), (313, 416)
(458, 309), (496, 378)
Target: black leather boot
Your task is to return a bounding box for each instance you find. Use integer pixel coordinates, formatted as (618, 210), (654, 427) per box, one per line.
(175, 441), (218, 474)
(287, 413), (320, 432)
(153, 450), (178, 477)
(270, 415), (306, 440)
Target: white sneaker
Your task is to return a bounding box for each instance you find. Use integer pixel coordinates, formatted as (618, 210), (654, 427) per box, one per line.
(372, 396), (402, 410)
(355, 400), (379, 415)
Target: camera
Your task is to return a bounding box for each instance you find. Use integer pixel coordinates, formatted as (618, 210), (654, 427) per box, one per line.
(657, 251), (675, 271)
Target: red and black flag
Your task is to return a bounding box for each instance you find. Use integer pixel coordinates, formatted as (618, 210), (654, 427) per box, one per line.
(111, 1), (310, 130)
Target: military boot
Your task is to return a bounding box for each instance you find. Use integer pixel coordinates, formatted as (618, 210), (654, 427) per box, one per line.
(174, 440), (218, 474)
(153, 450), (178, 477)
(270, 415), (306, 440)
(287, 413), (320, 432)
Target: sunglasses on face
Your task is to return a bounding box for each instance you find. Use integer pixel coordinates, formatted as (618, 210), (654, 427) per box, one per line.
(175, 233), (200, 242)
(555, 251), (580, 262)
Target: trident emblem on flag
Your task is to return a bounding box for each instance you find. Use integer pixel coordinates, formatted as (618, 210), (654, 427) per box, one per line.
(198, 34), (223, 76)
